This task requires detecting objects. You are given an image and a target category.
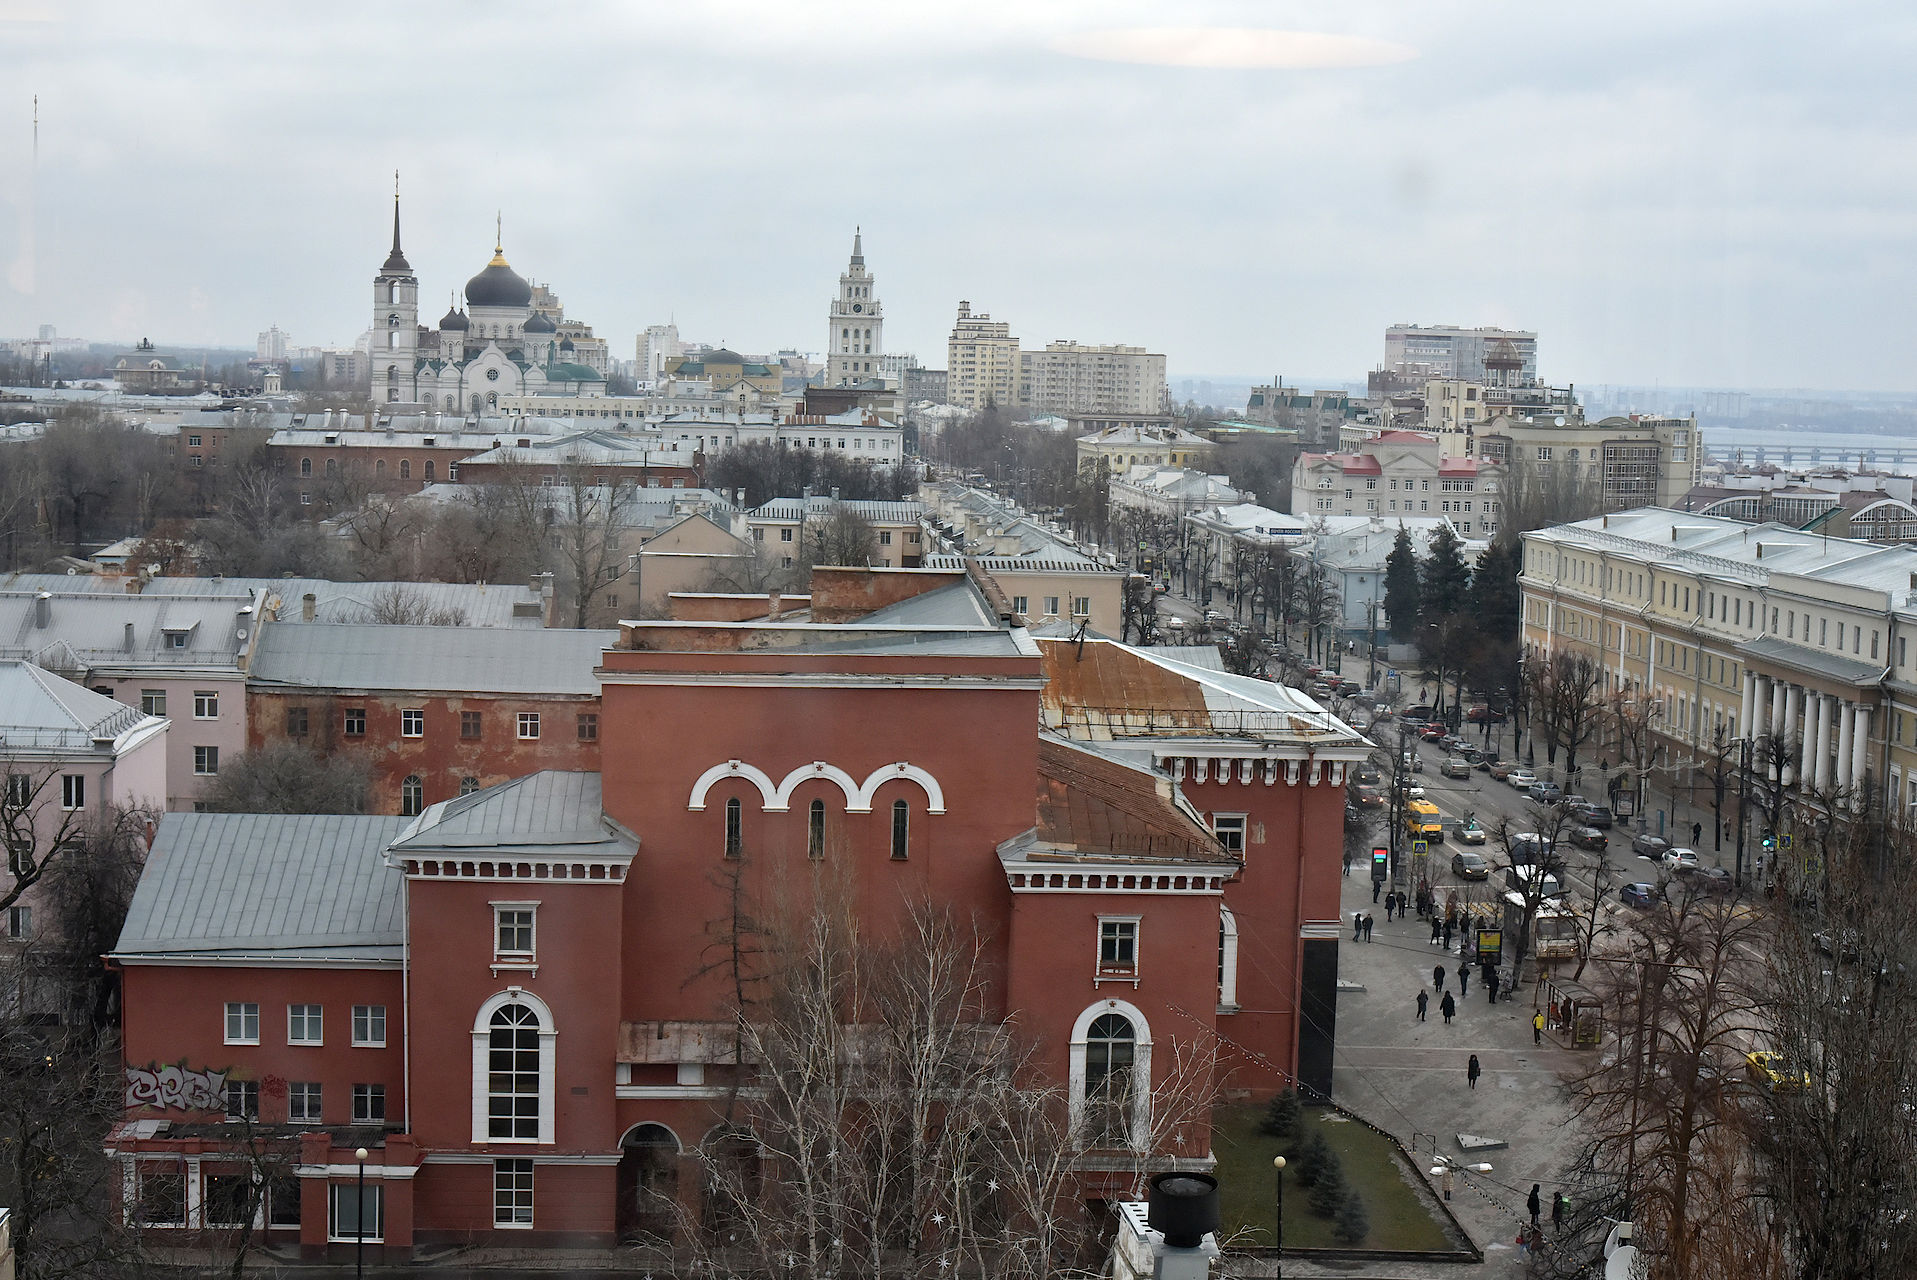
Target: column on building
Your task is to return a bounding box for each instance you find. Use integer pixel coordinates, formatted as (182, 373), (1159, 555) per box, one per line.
(1849, 704), (1872, 803)
(1769, 677), (1786, 741)
(1741, 671), (1758, 742)
(1832, 701), (1847, 789)
(1783, 684), (1804, 786)
(1810, 692), (1834, 793)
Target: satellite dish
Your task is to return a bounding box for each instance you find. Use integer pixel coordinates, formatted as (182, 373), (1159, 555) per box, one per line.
(1555, 416), (1566, 426)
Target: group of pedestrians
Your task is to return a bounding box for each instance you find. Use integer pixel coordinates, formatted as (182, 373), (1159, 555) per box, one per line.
(1351, 910), (1376, 942)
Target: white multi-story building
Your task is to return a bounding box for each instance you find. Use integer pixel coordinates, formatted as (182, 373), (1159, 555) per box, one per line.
(1018, 341), (1166, 416)
(1292, 430), (1505, 539)
(255, 326), (289, 362)
(827, 230), (886, 388)
(636, 324), (684, 381)
(946, 301), (1021, 411)
(1384, 324), (1537, 383)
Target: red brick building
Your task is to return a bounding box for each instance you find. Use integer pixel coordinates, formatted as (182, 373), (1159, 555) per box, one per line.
(108, 573), (1362, 1258)
(244, 623), (614, 815)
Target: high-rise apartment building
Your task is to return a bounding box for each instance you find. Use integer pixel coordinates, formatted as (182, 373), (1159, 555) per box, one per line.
(1018, 341), (1165, 416)
(1384, 324), (1538, 383)
(255, 325), (289, 362)
(945, 301), (1020, 411)
(637, 323), (683, 382)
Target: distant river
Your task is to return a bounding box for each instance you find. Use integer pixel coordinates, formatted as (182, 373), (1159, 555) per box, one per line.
(1701, 425), (1917, 472)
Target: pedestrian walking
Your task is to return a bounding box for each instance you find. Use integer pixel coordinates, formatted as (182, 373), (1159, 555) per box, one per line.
(1552, 1192), (1567, 1234)
(1467, 1053), (1481, 1089)
(1430, 915), (1443, 945)
(1443, 919), (1455, 951)
(1458, 965), (1470, 997)
(1527, 1185), (1542, 1229)
(1353, 911), (1363, 942)
(1440, 992), (1456, 1023)
(1533, 1010), (1546, 1045)
(1416, 990), (1429, 1021)
(1342, 851), (1353, 877)
(1372, 879), (1382, 903)
(1488, 969), (1500, 1003)
(1363, 912), (1374, 942)
(1433, 964), (1446, 993)
(1692, 820), (1703, 847)
(1388, 890), (1400, 920)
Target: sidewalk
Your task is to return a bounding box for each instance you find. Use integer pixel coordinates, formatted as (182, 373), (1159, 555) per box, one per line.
(1328, 873), (1588, 1277)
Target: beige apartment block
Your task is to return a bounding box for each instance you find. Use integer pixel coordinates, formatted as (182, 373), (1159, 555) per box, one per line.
(1483, 413), (1700, 511)
(1017, 341), (1166, 416)
(946, 301), (1021, 411)
(1521, 507), (1917, 818)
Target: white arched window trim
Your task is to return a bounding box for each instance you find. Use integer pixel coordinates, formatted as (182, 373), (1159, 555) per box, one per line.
(1068, 997), (1152, 1148)
(471, 989), (557, 1145)
(1219, 905), (1240, 1013)
(617, 1121), (684, 1153)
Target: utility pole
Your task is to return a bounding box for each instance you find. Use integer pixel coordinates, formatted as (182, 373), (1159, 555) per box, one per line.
(1366, 597), (1379, 689)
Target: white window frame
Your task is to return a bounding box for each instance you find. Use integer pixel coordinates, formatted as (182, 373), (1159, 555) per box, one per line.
(401, 708), (424, 738)
(288, 1081), (323, 1124)
(352, 1004), (387, 1048)
(1096, 915), (1141, 984)
(1211, 812), (1247, 855)
(493, 902), (537, 964)
(352, 1083), (387, 1124)
(225, 1001), (259, 1045)
(287, 1003), (323, 1046)
(1068, 999), (1152, 1147)
(494, 1158), (535, 1228)
(516, 712), (541, 740)
(60, 773), (84, 810)
(327, 1183), (383, 1243)
(1219, 905), (1241, 1013)
(193, 746), (219, 776)
(193, 690), (218, 719)
(470, 990), (557, 1145)
(141, 688), (166, 716)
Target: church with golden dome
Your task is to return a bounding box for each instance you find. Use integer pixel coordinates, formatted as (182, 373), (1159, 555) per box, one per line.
(372, 197), (606, 413)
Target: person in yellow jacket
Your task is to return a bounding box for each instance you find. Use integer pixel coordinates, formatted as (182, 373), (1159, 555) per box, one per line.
(1533, 1010), (1546, 1045)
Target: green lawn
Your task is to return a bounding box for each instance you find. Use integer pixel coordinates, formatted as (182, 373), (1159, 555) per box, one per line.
(1211, 1102), (1454, 1251)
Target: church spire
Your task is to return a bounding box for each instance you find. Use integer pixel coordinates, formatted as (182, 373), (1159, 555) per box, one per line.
(490, 211), (509, 267)
(382, 172), (411, 273)
(850, 225), (863, 267)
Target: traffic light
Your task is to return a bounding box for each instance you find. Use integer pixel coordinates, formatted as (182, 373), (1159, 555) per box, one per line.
(1762, 835), (1776, 852)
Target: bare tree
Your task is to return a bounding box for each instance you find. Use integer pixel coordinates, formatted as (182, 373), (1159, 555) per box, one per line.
(197, 743), (371, 815)
(346, 583), (469, 627)
(808, 506), (878, 568)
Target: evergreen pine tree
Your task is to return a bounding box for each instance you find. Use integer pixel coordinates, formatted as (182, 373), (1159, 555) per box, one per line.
(1468, 535), (1522, 642)
(1382, 527), (1421, 643)
(1259, 1087), (1302, 1140)
(1418, 523), (1473, 627)
(1332, 1190), (1370, 1243)
(1307, 1151), (1348, 1217)
(1293, 1130), (1333, 1187)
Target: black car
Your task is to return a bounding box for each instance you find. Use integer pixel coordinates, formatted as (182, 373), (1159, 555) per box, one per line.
(1632, 832), (1670, 859)
(1569, 825), (1609, 851)
(1353, 763), (1383, 786)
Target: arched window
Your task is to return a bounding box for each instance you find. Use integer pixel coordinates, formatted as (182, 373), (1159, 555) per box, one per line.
(1083, 1014), (1136, 1146)
(489, 1005), (541, 1139)
(470, 992), (556, 1144)
(375, 459), (386, 477)
(400, 775), (423, 816)
(807, 798), (825, 859)
(387, 364), (398, 383)
(723, 797), (742, 859)
(324, 458), (337, 477)
(1070, 1000), (1151, 1148)
(460, 776), (481, 796)
(1218, 905), (1240, 1011)
(388, 314), (399, 328)
(890, 799), (909, 860)
(299, 457), (312, 477)
(400, 459), (411, 480)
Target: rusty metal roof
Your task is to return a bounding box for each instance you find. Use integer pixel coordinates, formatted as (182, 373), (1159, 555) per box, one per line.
(1036, 637), (1365, 746)
(1027, 736), (1235, 865)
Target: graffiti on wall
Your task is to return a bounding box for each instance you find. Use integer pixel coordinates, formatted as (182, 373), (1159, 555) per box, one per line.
(125, 1061), (228, 1112)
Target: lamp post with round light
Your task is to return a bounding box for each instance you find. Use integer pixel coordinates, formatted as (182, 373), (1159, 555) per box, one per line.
(1272, 1154), (1286, 1273)
(354, 1145), (369, 1279)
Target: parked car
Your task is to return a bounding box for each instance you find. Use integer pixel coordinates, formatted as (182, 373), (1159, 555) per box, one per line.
(1632, 832), (1671, 859)
(1529, 780), (1564, 803)
(1487, 760), (1515, 781)
(1420, 724), (1447, 742)
(1569, 825), (1609, 851)
(1440, 734), (1467, 753)
(1456, 818), (1488, 845)
(1336, 679), (1362, 696)
(1166, 616), (1185, 631)
(1571, 803), (1615, 829)
(1506, 768), (1538, 790)
(1203, 610), (1228, 627)
(1353, 763), (1382, 786)
(1451, 850), (1491, 880)
(1466, 704), (1509, 724)
(1745, 1050), (1810, 1093)
(1662, 847), (1701, 875)
(1620, 881), (1661, 908)
(1696, 866), (1735, 895)
(1441, 756), (1474, 779)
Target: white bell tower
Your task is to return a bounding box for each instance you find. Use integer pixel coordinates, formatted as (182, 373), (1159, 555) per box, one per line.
(827, 228), (884, 387)
(373, 175), (418, 403)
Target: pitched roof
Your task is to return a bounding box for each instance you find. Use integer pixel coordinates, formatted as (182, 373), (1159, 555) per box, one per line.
(248, 624), (616, 695)
(0, 660), (162, 748)
(388, 771), (637, 864)
(1024, 735), (1235, 865)
(114, 813), (411, 962)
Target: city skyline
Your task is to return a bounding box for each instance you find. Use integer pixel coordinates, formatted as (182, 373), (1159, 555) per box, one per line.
(2, 1), (1913, 391)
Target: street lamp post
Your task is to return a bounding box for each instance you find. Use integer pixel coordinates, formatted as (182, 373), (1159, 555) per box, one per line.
(1366, 597), (1379, 689)
(1272, 1155), (1286, 1273)
(354, 1145), (369, 1279)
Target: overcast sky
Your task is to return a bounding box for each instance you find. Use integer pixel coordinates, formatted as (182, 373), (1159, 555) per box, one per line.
(2, 1), (1913, 391)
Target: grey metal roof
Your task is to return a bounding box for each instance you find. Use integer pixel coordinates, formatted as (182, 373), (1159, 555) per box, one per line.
(0, 574), (545, 629)
(856, 581), (997, 627)
(0, 589), (254, 668)
(745, 497), (924, 524)
(114, 813), (411, 961)
(1735, 635), (1884, 688)
(0, 660), (161, 748)
(389, 771), (637, 861)
(248, 623), (617, 695)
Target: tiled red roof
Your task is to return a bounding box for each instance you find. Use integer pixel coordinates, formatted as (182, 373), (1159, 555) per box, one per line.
(1033, 737), (1235, 865)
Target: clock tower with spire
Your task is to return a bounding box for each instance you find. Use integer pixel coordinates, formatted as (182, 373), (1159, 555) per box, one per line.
(373, 176), (419, 403)
(827, 228), (886, 387)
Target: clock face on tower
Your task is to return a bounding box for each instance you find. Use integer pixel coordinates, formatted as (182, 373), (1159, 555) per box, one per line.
(853, 303), (862, 313)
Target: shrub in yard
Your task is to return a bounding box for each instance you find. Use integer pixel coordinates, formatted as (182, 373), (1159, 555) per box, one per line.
(1332, 1191), (1370, 1244)
(1293, 1130), (1333, 1187)
(1259, 1088), (1303, 1141)
(1307, 1152), (1349, 1218)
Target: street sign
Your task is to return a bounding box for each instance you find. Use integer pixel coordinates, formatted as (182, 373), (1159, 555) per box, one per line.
(1476, 928), (1503, 965)
(1412, 839), (1428, 855)
(1781, 833), (1793, 851)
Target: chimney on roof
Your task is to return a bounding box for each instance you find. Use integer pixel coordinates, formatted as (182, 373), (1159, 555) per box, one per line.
(301, 593), (317, 622)
(124, 622), (135, 652)
(34, 592), (50, 628)
(767, 592), (783, 621)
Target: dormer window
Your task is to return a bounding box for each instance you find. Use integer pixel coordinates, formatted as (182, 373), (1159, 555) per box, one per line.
(163, 630), (189, 650)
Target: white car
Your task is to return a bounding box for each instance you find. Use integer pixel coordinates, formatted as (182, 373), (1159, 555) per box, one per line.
(1506, 768), (1538, 790)
(1662, 847), (1701, 874)
(1404, 781), (1427, 800)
